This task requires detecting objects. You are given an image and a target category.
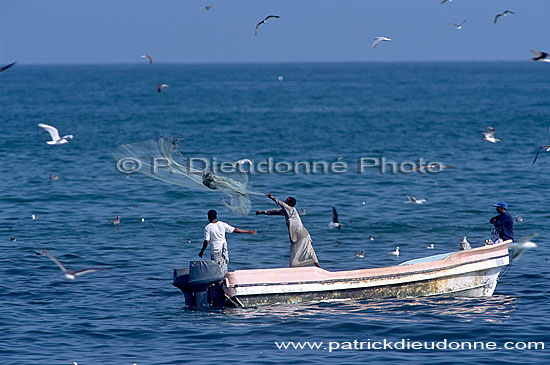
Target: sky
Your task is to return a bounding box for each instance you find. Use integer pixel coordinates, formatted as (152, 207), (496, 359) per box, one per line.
(1, 0), (550, 64)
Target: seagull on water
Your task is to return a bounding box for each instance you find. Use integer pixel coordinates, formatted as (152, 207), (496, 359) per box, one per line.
(461, 236), (471, 250)
(36, 249), (110, 281)
(389, 247), (400, 256)
(448, 19), (467, 30)
(38, 123), (74, 145)
(509, 233), (538, 262)
(369, 234), (374, 241)
(187, 238), (192, 244)
(427, 243), (435, 249)
(494, 10), (515, 24)
(413, 164), (453, 172)
(141, 54), (153, 64)
(10, 236), (16, 242)
(109, 216), (121, 225)
(329, 207), (344, 228)
(0, 62), (16, 73)
(406, 195), (427, 204)
(481, 126), (500, 143)
(49, 174), (59, 181)
(530, 50), (550, 63)
(532, 126), (550, 164)
(515, 215), (523, 223)
(372, 37), (391, 49)
(300, 208), (306, 215)
(354, 250), (365, 258)
(255, 15), (280, 36)
(32, 214), (36, 220)
(157, 83), (169, 93)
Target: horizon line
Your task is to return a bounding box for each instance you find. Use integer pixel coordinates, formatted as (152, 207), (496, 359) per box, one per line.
(4, 59), (534, 66)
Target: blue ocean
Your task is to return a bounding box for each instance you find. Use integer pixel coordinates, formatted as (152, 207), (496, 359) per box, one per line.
(1, 62), (549, 364)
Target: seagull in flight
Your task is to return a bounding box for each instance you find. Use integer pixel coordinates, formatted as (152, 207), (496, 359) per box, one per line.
(37, 123), (74, 145)
(494, 10), (515, 24)
(509, 233), (538, 262)
(448, 19), (467, 30)
(233, 159), (253, 166)
(354, 250), (365, 258)
(372, 37), (391, 49)
(532, 127), (550, 164)
(0, 62), (16, 73)
(440, 0), (453, 5)
(481, 126), (500, 143)
(204, 5), (212, 10)
(255, 15), (280, 36)
(530, 50), (550, 63)
(36, 249), (110, 281)
(388, 247), (400, 257)
(157, 83), (169, 93)
(329, 207), (344, 228)
(141, 54), (153, 64)
(406, 195), (427, 204)
(533, 146), (550, 165)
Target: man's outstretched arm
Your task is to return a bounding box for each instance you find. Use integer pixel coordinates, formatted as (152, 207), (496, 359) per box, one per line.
(267, 193), (293, 214)
(233, 228), (257, 234)
(255, 193), (289, 216)
(256, 208), (284, 216)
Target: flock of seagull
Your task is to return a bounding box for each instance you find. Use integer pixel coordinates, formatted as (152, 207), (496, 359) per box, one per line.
(366, 3), (549, 66)
(4, 3), (547, 278)
(480, 125), (550, 165)
(347, 120), (547, 259)
(28, 118), (546, 270)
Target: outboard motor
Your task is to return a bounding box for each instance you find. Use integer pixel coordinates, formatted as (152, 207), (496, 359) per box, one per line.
(173, 260), (225, 308)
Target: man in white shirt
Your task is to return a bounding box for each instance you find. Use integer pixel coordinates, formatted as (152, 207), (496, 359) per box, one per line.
(199, 210), (256, 275)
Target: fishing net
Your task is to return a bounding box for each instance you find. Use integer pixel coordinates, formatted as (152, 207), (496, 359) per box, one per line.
(113, 137), (262, 215)
(486, 227), (503, 245)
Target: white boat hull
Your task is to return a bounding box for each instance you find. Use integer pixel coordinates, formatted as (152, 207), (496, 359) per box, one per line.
(223, 242), (510, 307)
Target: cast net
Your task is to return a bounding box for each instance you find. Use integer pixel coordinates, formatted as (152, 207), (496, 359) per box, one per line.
(113, 137), (262, 215)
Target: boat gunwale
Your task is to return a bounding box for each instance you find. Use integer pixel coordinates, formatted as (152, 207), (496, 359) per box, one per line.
(224, 241), (512, 288)
(227, 253), (509, 289)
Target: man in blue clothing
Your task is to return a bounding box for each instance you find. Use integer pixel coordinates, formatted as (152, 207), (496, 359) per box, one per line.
(489, 202), (514, 242)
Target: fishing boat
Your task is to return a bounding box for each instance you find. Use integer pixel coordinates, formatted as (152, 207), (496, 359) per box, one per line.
(173, 240), (512, 308)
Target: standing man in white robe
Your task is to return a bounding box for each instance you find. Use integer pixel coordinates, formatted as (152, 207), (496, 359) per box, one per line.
(256, 194), (320, 268)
